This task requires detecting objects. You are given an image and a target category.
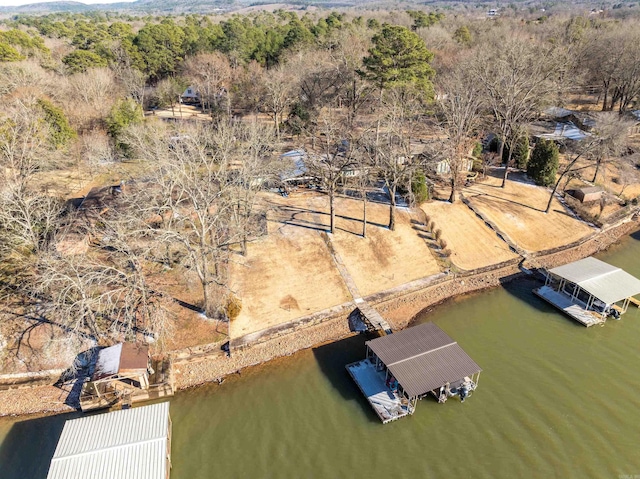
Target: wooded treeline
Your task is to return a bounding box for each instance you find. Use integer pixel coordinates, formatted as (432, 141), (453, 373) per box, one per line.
(1, 7), (639, 369)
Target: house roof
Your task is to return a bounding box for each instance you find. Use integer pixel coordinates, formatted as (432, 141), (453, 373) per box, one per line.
(549, 256), (640, 304)
(545, 106), (574, 118)
(92, 343), (149, 381)
(280, 149), (311, 181)
(366, 323), (481, 398)
(47, 402), (170, 479)
(536, 121), (589, 141)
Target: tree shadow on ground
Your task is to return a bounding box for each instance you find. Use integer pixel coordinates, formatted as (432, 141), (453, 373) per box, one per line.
(0, 411), (82, 479)
(470, 190), (545, 213)
(54, 348), (97, 410)
(311, 330), (382, 424)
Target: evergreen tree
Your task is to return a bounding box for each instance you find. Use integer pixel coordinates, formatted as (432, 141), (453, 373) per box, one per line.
(527, 139), (559, 186)
(37, 99), (76, 149)
(62, 50), (108, 73)
(361, 24), (435, 94)
(502, 135), (530, 168)
(106, 99), (143, 156)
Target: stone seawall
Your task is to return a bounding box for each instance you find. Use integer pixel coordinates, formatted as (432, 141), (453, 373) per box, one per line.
(174, 217), (639, 390)
(2, 216), (638, 416)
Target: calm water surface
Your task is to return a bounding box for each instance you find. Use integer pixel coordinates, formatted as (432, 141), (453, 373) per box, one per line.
(3, 233), (640, 479)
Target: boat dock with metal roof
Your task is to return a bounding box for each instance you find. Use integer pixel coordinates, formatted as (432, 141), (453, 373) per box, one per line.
(346, 323), (482, 424)
(46, 402), (172, 479)
(534, 257), (640, 327)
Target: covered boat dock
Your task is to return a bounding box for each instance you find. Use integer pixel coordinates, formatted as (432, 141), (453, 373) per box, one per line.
(346, 323), (482, 424)
(47, 402), (172, 479)
(534, 257), (640, 327)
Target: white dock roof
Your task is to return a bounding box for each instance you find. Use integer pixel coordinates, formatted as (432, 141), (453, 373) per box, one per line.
(47, 402), (170, 479)
(549, 257), (640, 304)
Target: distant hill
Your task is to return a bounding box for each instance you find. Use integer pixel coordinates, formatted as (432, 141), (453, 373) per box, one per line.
(0, 0), (369, 15)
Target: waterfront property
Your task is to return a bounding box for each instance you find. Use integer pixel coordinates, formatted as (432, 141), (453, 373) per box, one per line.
(46, 402), (172, 479)
(346, 323), (482, 424)
(80, 343), (174, 411)
(534, 256), (640, 327)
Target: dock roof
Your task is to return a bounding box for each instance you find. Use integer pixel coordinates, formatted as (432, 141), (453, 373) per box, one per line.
(47, 402), (170, 479)
(549, 257), (640, 305)
(366, 323), (481, 398)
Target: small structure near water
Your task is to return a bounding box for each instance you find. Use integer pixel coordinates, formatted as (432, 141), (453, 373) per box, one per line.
(346, 323), (482, 424)
(47, 402), (172, 479)
(80, 343), (174, 412)
(534, 257), (640, 327)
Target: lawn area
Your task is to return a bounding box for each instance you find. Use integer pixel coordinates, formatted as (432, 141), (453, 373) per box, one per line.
(463, 170), (594, 252)
(421, 200), (519, 270)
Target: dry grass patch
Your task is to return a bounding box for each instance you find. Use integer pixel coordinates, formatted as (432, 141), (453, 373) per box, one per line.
(328, 197), (441, 296)
(422, 200), (519, 270)
(229, 192), (351, 337)
(464, 172), (594, 252)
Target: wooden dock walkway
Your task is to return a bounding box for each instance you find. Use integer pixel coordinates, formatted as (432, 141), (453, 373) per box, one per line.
(321, 232), (392, 335)
(346, 358), (412, 424)
(534, 286), (605, 327)
(355, 299), (392, 334)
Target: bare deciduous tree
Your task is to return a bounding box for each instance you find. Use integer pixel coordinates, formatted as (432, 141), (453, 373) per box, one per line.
(434, 59), (483, 203)
(474, 36), (563, 187)
(307, 112), (360, 235)
(183, 52), (233, 117)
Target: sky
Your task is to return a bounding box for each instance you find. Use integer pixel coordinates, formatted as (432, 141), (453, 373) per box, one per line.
(0, 0), (136, 5)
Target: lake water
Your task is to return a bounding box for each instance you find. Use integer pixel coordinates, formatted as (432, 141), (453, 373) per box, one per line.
(2, 232), (640, 479)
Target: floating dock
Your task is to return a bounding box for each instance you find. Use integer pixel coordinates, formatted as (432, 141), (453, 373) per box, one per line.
(346, 323), (482, 424)
(535, 257), (640, 327)
(534, 285), (605, 327)
(346, 358), (413, 424)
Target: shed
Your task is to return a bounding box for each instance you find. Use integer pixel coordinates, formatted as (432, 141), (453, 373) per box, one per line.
(573, 186), (603, 203)
(91, 342), (150, 384)
(79, 342), (174, 412)
(46, 402), (172, 479)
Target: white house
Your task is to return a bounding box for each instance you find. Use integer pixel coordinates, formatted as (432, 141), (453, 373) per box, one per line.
(180, 86), (200, 104)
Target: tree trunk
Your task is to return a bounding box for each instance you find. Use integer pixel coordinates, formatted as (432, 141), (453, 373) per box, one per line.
(388, 186), (397, 231)
(448, 175), (456, 203)
(501, 146), (514, 188)
(545, 175), (564, 213)
(362, 188), (367, 238)
(592, 159), (601, 183)
(329, 190), (335, 234)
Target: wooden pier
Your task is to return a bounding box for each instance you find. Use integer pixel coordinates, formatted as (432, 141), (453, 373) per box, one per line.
(80, 358), (174, 412)
(355, 299), (392, 335)
(534, 286), (605, 327)
(346, 359), (413, 424)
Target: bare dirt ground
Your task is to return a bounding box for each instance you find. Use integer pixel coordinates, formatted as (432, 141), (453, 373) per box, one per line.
(421, 199), (519, 270)
(326, 196), (441, 297)
(229, 190), (442, 335)
(229, 191), (351, 337)
(463, 170), (594, 252)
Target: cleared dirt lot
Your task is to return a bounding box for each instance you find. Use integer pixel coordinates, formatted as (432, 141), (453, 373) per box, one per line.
(229, 192), (351, 337)
(327, 196), (441, 297)
(463, 171), (594, 252)
(229, 190), (442, 335)
(421, 200), (519, 270)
